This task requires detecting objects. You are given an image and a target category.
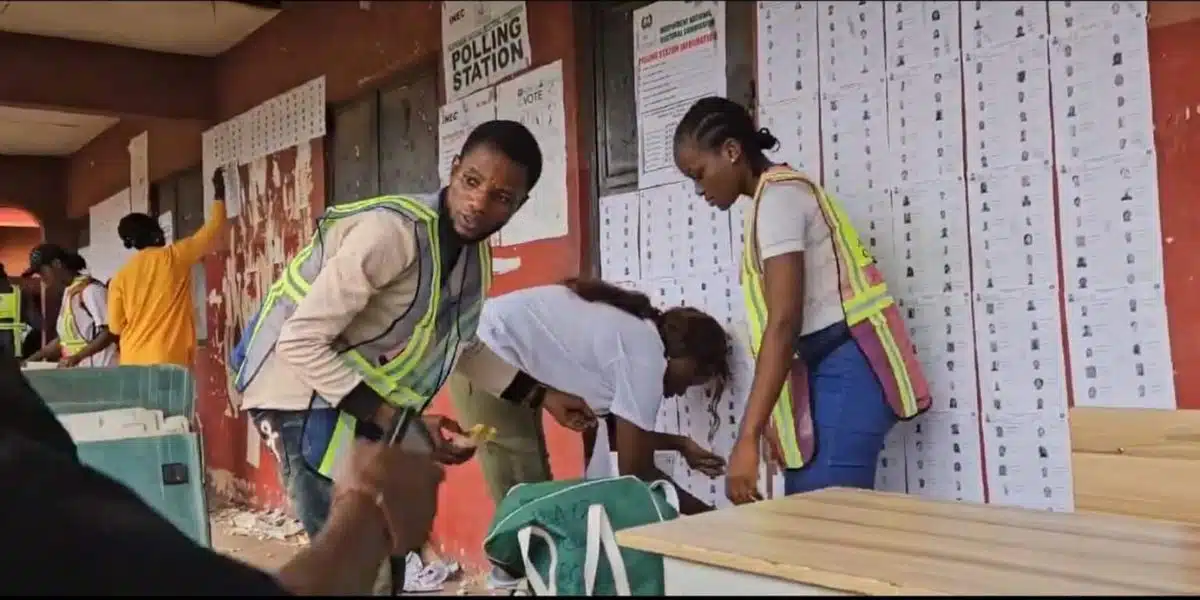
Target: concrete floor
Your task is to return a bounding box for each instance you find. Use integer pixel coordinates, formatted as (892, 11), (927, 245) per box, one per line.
(209, 506), (491, 596)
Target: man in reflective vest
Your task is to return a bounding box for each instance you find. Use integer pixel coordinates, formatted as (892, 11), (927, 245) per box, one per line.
(0, 264), (22, 357)
(229, 120), (596, 593)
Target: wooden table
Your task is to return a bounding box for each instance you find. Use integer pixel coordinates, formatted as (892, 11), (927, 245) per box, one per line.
(615, 487), (1200, 595)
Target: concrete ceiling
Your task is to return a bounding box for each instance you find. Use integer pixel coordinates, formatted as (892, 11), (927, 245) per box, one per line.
(0, 1), (280, 57)
(0, 106), (118, 156)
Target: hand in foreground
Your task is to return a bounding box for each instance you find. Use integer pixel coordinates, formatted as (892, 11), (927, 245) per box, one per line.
(57, 355), (82, 369)
(724, 437), (764, 505)
(332, 438), (445, 555)
(542, 388), (597, 432)
(421, 414), (476, 465)
(680, 438), (726, 478)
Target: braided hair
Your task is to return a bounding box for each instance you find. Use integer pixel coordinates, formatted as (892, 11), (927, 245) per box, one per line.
(561, 277), (733, 393)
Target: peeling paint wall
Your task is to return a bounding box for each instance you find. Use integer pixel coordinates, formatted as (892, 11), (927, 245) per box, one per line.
(194, 140), (324, 509)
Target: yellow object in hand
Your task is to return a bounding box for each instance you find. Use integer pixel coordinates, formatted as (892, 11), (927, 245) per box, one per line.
(468, 423), (497, 445)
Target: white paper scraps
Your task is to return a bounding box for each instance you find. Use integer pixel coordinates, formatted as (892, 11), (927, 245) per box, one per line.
(158, 211), (174, 245)
(1065, 282), (1175, 409)
(128, 131), (150, 215)
(222, 161), (244, 219)
(634, 0), (727, 190)
(495, 60), (569, 246)
(441, 1), (532, 102)
(492, 256), (522, 276)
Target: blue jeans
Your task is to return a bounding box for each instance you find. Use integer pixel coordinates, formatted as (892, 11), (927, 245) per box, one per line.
(249, 409), (333, 537)
(251, 408), (406, 595)
(783, 330), (898, 495)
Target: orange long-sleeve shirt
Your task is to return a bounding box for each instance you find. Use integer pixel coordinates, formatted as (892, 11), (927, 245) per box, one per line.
(108, 202), (227, 367)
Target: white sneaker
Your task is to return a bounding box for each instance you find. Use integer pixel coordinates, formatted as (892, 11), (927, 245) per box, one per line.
(486, 565), (523, 591)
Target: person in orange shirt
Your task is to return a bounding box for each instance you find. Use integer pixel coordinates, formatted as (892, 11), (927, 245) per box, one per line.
(108, 169), (229, 367)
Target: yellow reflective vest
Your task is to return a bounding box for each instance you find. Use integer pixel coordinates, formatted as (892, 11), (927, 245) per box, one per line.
(740, 167), (931, 469)
(232, 194), (491, 477)
(59, 275), (103, 356)
(0, 284), (21, 356)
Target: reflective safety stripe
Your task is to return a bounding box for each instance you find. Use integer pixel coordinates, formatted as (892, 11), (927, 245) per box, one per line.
(230, 193), (492, 480)
(59, 276), (93, 355)
(0, 289), (21, 356)
(739, 168), (929, 470)
(319, 412), (358, 477)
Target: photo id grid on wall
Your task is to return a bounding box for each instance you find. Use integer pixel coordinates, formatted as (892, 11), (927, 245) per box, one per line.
(594, 0), (1167, 514)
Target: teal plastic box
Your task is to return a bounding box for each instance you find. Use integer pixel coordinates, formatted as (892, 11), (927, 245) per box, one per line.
(25, 365), (211, 547)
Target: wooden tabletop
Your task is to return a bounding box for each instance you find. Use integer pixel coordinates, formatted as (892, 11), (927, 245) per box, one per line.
(615, 488), (1200, 596)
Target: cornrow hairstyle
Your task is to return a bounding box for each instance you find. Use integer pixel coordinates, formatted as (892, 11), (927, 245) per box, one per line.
(673, 96), (780, 160)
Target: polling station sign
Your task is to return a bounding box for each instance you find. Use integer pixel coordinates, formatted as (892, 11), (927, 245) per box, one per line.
(442, 1), (532, 102)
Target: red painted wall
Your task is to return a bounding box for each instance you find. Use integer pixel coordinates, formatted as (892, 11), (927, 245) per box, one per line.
(1149, 14), (1200, 409)
(194, 141), (323, 508)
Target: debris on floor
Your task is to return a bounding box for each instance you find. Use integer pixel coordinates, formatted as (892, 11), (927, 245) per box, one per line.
(211, 506), (308, 545)
(403, 551), (462, 593)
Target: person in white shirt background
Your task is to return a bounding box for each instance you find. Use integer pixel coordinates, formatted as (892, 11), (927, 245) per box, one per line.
(475, 277), (731, 517)
(23, 244), (119, 368)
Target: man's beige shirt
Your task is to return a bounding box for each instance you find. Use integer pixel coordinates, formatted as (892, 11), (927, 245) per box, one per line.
(237, 210), (517, 412)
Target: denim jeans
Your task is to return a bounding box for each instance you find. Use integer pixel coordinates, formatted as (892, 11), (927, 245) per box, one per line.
(250, 409), (404, 595)
(249, 409), (333, 537)
(783, 327), (898, 495)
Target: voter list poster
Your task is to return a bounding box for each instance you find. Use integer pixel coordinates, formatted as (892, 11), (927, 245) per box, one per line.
(442, 1), (533, 102)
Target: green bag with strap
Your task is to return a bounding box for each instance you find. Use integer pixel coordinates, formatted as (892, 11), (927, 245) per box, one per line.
(482, 476), (681, 596)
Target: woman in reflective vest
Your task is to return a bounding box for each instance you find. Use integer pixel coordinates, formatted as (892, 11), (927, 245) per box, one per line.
(23, 244), (118, 368)
(672, 97), (931, 504)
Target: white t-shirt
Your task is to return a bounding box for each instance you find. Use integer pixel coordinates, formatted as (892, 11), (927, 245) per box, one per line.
(57, 281), (118, 368)
(475, 284), (665, 432)
(750, 180), (844, 335)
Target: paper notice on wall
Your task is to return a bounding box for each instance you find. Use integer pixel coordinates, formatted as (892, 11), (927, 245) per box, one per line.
(634, 0), (726, 190)
(981, 411), (1074, 512)
(158, 211), (174, 245)
(438, 87), (498, 188)
(1065, 283), (1175, 409)
(442, 1), (532, 102)
(495, 60), (568, 246)
(598, 192), (641, 282)
(221, 161), (244, 219)
(128, 131), (149, 214)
